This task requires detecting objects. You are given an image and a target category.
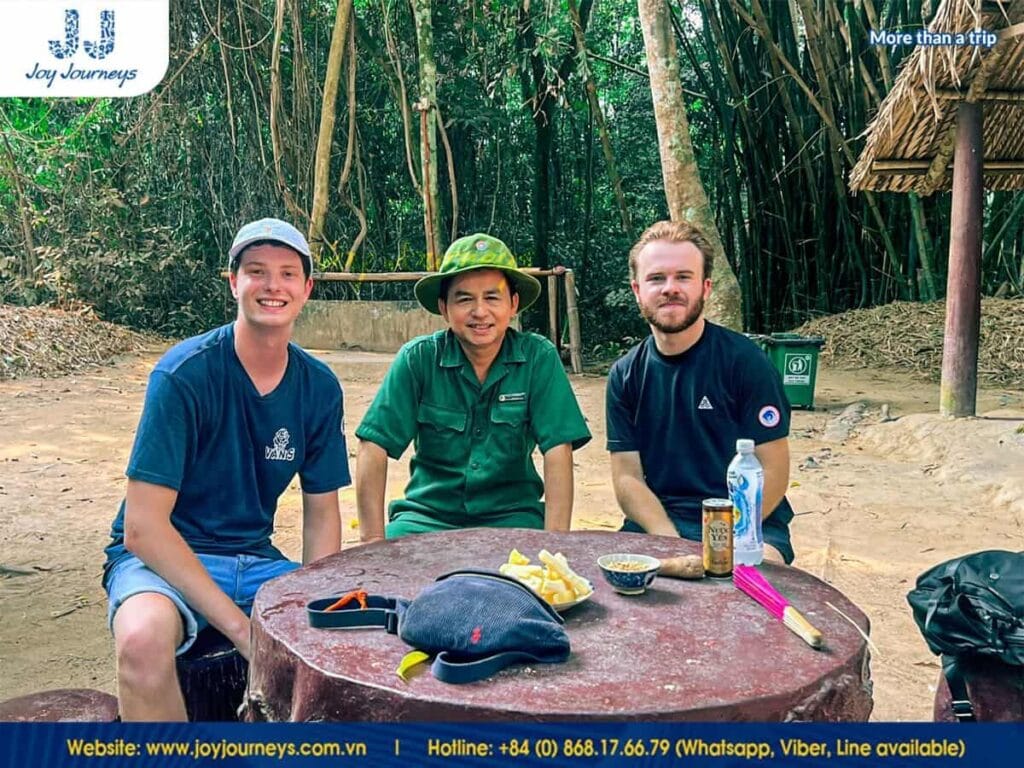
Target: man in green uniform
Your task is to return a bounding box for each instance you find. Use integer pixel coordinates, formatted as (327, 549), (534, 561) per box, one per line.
(355, 234), (591, 540)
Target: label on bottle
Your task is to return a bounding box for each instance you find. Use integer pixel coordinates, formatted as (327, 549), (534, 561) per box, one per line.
(729, 469), (763, 551)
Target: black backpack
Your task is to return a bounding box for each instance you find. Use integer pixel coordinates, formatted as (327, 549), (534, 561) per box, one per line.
(907, 550), (1024, 721)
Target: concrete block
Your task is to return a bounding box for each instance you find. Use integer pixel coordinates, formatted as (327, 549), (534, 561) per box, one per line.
(294, 300), (447, 352)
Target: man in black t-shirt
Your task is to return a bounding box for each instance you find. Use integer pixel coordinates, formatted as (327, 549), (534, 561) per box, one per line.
(606, 220), (795, 563)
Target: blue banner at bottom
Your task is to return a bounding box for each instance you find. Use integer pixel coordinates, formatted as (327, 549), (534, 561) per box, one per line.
(2, 722), (1021, 767)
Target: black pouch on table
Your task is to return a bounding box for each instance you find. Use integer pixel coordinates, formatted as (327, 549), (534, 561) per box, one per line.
(308, 569), (570, 684)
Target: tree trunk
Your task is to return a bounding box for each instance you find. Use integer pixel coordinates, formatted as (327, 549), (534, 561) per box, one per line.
(436, 106), (459, 242)
(567, 0), (632, 237)
(909, 194), (938, 300)
(339, 21), (366, 270)
(0, 130), (37, 281)
(269, 0), (306, 224)
(532, 110), (554, 269)
(412, 0), (443, 269)
(517, 0), (593, 272)
(638, 0), (742, 331)
(309, 0), (354, 267)
(379, 0), (421, 195)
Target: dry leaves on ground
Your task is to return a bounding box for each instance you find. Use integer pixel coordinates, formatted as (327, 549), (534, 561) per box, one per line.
(0, 304), (159, 380)
(796, 299), (1024, 387)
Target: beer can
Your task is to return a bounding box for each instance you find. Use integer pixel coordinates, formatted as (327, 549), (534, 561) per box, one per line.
(702, 498), (734, 578)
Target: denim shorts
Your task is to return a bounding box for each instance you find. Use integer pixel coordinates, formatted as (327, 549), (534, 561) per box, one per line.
(104, 553), (299, 655)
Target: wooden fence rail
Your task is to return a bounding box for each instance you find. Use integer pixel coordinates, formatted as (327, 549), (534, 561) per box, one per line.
(220, 267), (583, 373)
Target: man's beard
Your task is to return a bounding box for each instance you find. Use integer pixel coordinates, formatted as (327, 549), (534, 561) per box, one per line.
(639, 294), (704, 334)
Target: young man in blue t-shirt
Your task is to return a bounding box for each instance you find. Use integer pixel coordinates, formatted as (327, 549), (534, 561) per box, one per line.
(606, 220), (795, 563)
(102, 218), (351, 721)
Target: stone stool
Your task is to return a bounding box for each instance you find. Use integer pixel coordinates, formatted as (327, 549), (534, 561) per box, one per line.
(933, 657), (1024, 722)
(0, 689), (119, 722)
(176, 627), (248, 721)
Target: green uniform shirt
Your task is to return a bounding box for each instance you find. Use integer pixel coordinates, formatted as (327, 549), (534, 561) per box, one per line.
(356, 329), (591, 535)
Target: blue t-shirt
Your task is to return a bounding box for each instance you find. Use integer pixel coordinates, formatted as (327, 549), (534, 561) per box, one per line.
(103, 323), (351, 576)
(605, 322), (793, 525)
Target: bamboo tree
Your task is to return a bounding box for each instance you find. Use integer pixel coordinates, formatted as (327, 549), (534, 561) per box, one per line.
(725, 0), (902, 307)
(567, 0), (633, 237)
(436, 106), (459, 242)
(337, 19), (366, 270)
(379, 0), (421, 194)
(672, 7), (753, 322)
(10, 0), (1017, 349)
(269, 0), (306, 224)
(516, 0), (593, 269)
(705, 0), (801, 324)
(749, 0), (825, 315)
(0, 128), (37, 281)
(861, 0), (938, 301)
(236, 6), (268, 168)
(412, 0), (443, 268)
(309, 0), (354, 266)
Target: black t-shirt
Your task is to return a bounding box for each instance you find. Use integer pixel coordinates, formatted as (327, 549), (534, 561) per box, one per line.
(605, 322), (793, 525)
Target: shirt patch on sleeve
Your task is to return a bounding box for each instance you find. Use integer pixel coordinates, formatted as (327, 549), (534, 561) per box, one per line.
(758, 405), (781, 428)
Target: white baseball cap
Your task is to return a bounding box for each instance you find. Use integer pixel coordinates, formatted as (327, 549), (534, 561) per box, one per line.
(228, 218), (312, 275)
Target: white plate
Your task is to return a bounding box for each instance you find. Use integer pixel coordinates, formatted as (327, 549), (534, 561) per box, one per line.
(551, 579), (594, 613)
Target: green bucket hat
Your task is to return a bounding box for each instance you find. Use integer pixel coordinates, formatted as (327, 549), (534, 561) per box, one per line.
(414, 234), (542, 315)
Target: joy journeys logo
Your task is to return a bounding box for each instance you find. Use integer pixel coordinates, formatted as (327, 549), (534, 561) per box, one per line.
(0, 0), (168, 97)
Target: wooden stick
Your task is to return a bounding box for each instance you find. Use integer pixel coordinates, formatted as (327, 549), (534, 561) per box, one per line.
(826, 601), (880, 656)
(547, 274), (559, 350)
(935, 88), (1024, 103)
(872, 159), (1024, 174)
(563, 269), (583, 374)
(418, 105), (438, 271)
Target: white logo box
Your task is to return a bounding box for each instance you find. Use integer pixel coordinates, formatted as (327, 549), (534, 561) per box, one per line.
(0, 0), (168, 97)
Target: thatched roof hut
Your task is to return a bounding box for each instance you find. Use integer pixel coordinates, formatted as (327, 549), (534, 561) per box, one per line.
(850, 0), (1024, 195)
(849, 0), (1024, 417)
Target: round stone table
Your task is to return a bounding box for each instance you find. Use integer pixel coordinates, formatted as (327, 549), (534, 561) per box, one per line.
(244, 529), (872, 722)
(0, 689), (119, 722)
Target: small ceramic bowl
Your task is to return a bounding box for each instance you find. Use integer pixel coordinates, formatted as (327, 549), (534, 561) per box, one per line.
(596, 553), (661, 595)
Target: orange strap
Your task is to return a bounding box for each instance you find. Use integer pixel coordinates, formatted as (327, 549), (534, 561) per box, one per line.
(323, 588), (368, 612)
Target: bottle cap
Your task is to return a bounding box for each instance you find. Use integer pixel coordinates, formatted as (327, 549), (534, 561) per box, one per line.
(736, 438), (755, 453)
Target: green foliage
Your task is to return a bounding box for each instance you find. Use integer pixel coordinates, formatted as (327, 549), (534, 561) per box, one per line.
(1, 0), (1021, 347)
(35, 221), (220, 335)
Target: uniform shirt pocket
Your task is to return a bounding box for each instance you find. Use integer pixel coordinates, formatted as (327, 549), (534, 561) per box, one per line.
(416, 402), (468, 463)
(489, 400), (529, 461)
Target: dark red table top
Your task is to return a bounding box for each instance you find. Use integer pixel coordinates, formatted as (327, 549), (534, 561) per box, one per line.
(245, 529), (872, 722)
(0, 689), (119, 722)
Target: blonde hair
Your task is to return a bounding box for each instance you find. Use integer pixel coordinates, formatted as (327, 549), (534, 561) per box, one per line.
(628, 220), (714, 280)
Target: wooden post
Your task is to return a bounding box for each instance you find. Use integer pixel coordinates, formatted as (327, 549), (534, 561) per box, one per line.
(563, 270), (583, 374)
(940, 102), (983, 418)
(418, 104), (439, 271)
(547, 274), (559, 350)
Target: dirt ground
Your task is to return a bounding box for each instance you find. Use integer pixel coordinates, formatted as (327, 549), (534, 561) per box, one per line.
(1, 344), (1022, 720)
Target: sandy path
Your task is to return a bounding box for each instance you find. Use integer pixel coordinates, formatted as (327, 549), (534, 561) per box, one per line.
(1, 347), (1022, 720)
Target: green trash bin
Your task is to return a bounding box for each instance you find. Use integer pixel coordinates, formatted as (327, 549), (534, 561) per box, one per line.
(755, 333), (825, 410)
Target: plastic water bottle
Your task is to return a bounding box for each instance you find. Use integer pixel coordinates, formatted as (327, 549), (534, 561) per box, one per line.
(727, 438), (764, 566)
